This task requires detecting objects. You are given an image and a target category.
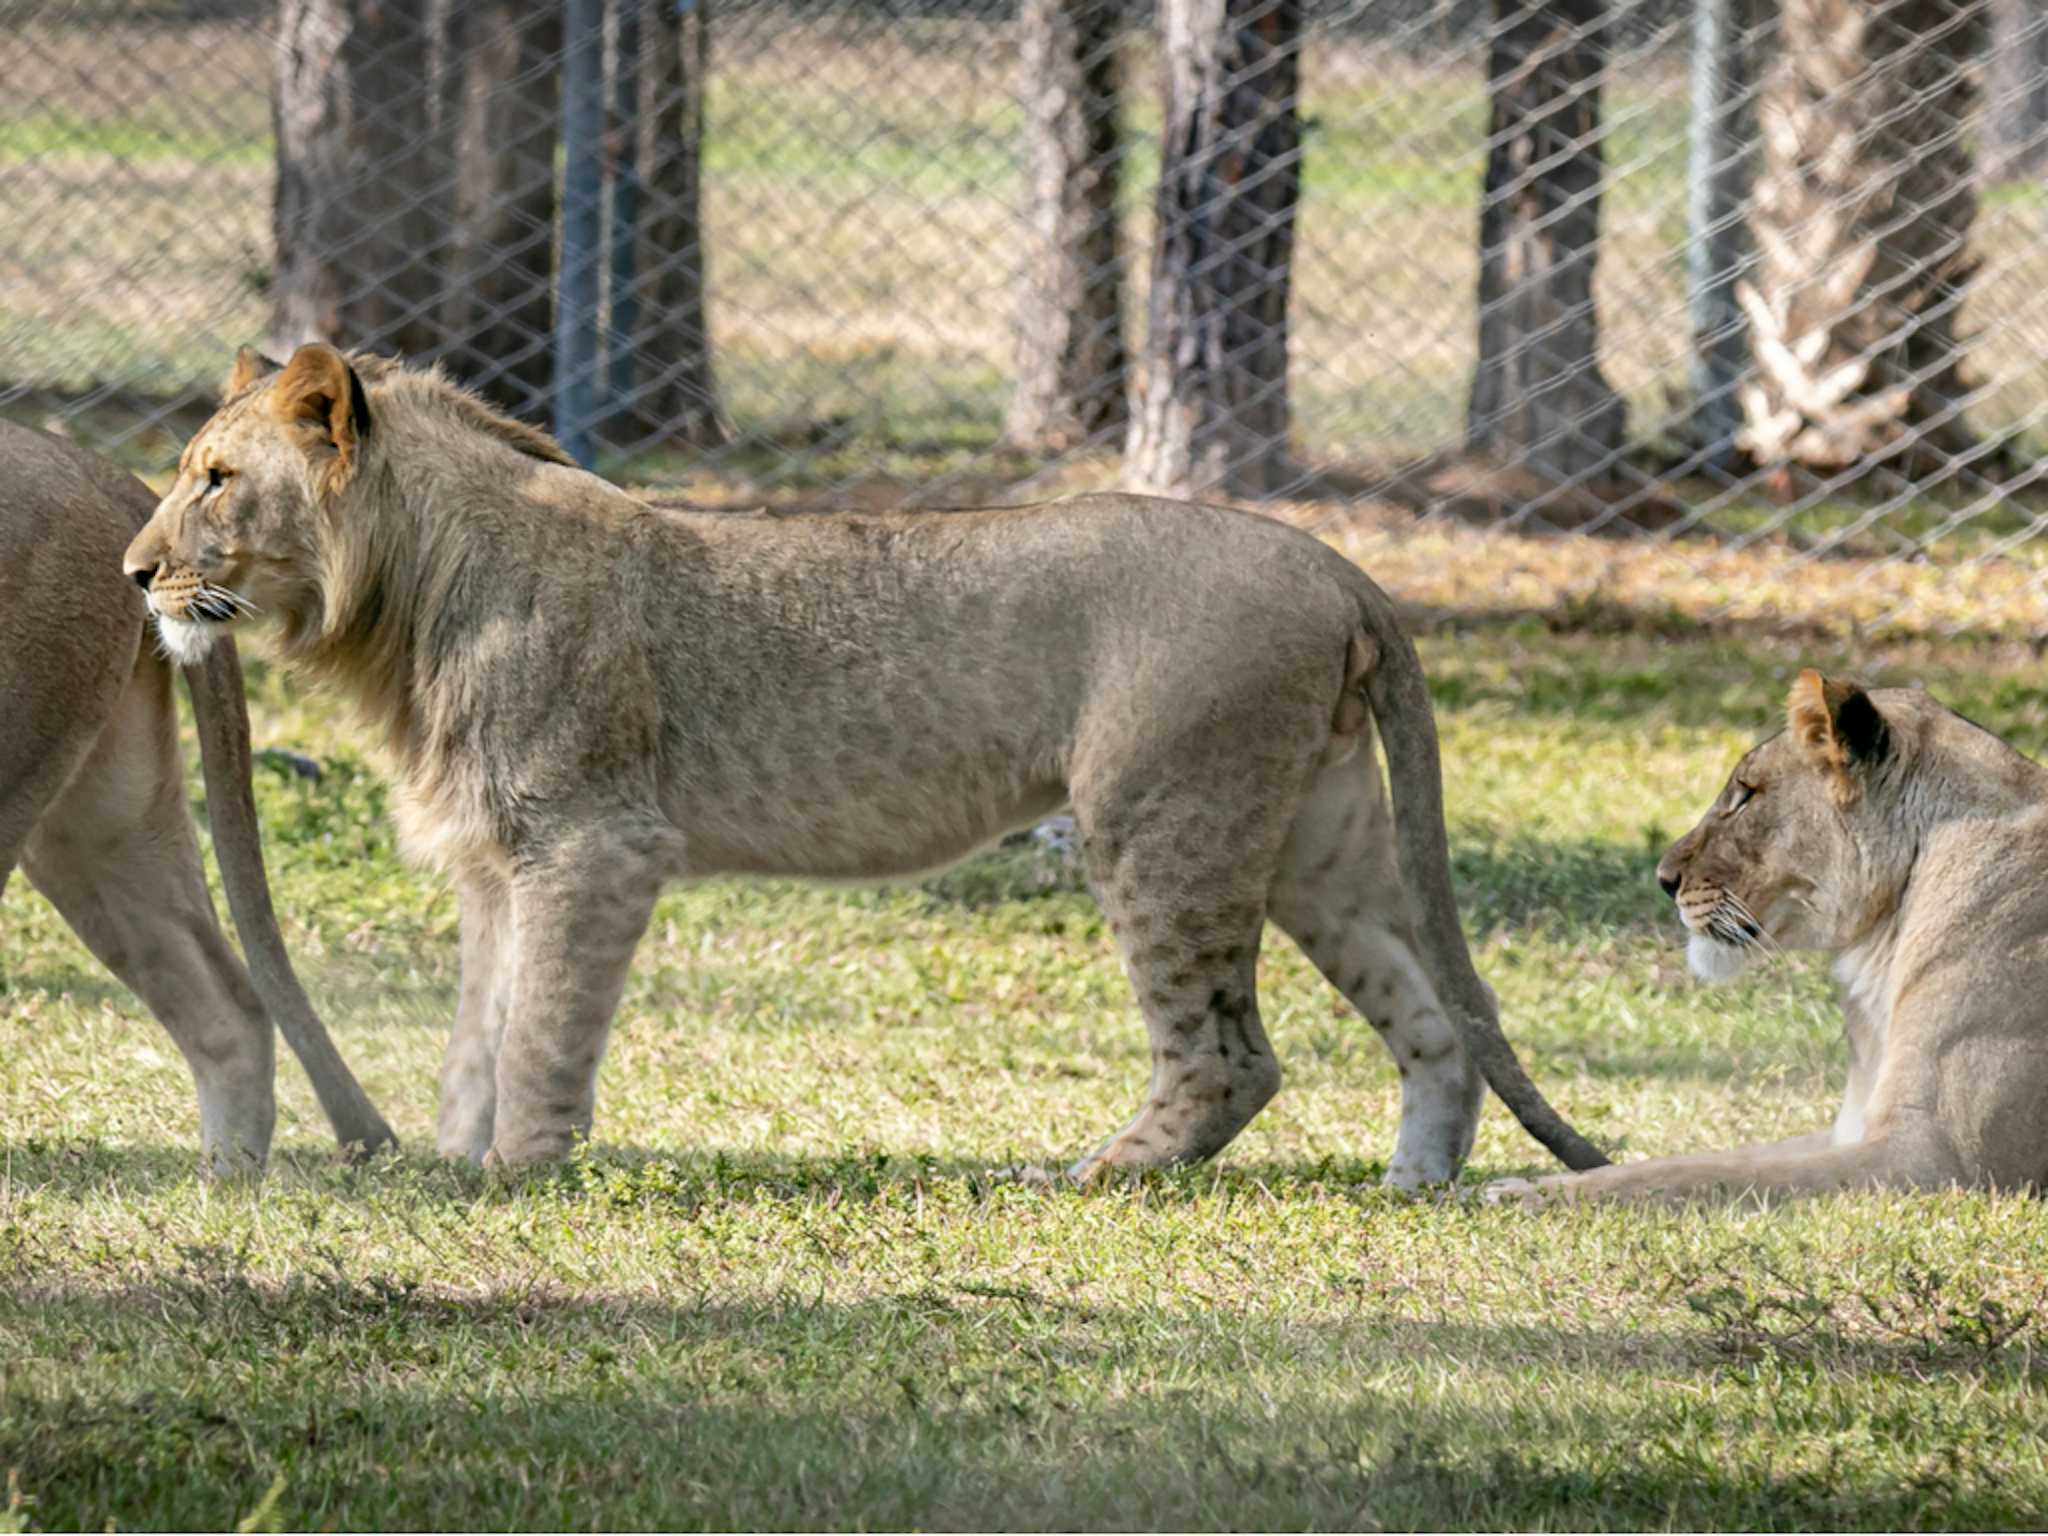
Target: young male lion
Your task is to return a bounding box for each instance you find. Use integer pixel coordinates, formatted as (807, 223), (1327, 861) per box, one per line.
(122, 343), (1606, 1182)
(1490, 670), (2048, 1204)
(1, 420), (393, 1172)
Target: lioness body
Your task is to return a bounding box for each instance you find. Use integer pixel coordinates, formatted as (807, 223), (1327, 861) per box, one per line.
(1492, 672), (2048, 1204)
(0, 421), (392, 1171)
(126, 345), (1604, 1179)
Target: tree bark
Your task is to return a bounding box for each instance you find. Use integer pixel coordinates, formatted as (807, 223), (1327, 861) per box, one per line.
(624, 0), (728, 447)
(1121, 0), (1301, 500)
(1465, 0), (1625, 484)
(438, 2), (561, 421)
(1004, 0), (1128, 454)
(1737, 0), (1988, 475)
(1984, 0), (2048, 180)
(268, 0), (456, 360)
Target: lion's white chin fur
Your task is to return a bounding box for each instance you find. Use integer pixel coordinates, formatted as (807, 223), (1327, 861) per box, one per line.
(1686, 931), (1751, 984)
(153, 614), (221, 667)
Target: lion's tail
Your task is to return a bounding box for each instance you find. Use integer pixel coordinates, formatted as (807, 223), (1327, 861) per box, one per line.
(1347, 577), (1609, 1173)
(188, 640), (397, 1159)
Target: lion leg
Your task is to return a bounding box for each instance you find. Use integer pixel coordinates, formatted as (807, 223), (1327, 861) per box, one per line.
(437, 871), (512, 1163)
(484, 817), (673, 1168)
(1066, 763), (1327, 1181)
(1268, 744), (1481, 1187)
(1066, 886), (1277, 1183)
(1485, 1131), (1954, 1206)
(21, 660), (275, 1174)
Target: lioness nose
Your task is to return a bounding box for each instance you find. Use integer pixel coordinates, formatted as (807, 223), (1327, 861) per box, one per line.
(129, 564), (157, 590)
(1658, 872), (1680, 899)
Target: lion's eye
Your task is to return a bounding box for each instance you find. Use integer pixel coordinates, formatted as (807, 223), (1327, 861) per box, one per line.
(1728, 782), (1758, 814)
(206, 466), (226, 491)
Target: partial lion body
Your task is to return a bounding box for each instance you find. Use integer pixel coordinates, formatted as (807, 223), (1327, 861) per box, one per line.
(0, 421), (391, 1173)
(1491, 677), (2048, 1205)
(125, 345), (1604, 1181)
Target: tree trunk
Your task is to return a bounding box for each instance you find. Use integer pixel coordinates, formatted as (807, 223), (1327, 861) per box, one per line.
(438, 2), (561, 421)
(624, 0), (728, 447)
(1736, 0), (1988, 475)
(1465, 0), (1625, 484)
(1121, 0), (1301, 500)
(1004, 0), (1128, 454)
(1685, 0), (1760, 474)
(1984, 0), (2048, 180)
(268, 0), (456, 360)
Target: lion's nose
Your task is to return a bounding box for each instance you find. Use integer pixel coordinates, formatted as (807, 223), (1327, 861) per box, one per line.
(1658, 872), (1681, 900)
(129, 564), (157, 590)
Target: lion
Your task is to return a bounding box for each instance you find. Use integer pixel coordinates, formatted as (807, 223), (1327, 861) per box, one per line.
(121, 342), (1607, 1182)
(1488, 669), (2048, 1205)
(1, 420), (394, 1173)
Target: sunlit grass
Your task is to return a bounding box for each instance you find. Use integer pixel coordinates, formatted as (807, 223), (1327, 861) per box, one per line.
(5, 589), (2047, 1528)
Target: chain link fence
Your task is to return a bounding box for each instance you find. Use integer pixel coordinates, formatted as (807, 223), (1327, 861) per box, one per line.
(5, 0), (2048, 630)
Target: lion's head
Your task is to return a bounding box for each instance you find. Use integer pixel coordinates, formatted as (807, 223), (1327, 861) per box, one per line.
(123, 344), (371, 665)
(1655, 669), (1916, 983)
(124, 343), (570, 667)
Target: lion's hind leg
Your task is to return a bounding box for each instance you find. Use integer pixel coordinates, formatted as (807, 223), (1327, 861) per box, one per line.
(1267, 744), (1482, 1188)
(1065, 764), (1322, 1183)
(20, 658), (275, 1174)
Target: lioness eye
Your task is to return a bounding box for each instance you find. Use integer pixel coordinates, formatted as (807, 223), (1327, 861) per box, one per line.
(206, 466), (225, 490)
(1729, 782), (1757, 813)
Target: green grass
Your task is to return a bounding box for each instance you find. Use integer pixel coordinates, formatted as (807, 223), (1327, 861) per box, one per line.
(5, 604), (2048, 1529)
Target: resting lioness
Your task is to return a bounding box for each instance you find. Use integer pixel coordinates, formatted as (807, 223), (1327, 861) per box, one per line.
(0, 420), (393, 1172)
(121, 343), (1605, 1181)
(1490, 670), (2048, 1204)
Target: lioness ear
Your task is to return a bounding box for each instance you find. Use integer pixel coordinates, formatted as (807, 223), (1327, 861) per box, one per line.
(225, 346), (282, 398)
(275, 342), (372, 474)
(1786, 669), (1889, 772)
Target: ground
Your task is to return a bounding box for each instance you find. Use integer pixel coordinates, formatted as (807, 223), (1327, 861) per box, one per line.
(3, 518), (2047, 1531)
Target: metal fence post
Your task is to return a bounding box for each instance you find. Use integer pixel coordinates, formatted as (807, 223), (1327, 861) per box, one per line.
(606, 0), (642, 419)
(555, 0), (606, 468)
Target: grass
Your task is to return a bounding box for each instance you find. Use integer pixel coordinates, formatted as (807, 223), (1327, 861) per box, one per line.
(6, 572), (2048, 1528)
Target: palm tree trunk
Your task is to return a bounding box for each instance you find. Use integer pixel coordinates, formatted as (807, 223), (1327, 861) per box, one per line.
(1736, 0), (1988, 475)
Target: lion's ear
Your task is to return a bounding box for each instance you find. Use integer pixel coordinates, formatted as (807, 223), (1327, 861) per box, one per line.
(275, 343), (372, 473)
(225, 346), (282, 398)
(1787, 669), (1888, 772)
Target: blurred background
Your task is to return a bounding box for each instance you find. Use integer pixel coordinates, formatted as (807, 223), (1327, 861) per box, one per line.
(4, 0), (2046, 630)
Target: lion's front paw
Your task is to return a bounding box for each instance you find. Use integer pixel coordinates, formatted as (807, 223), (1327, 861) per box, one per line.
(987, 1161), (1071, 1190)
(1481, 1175), (1552, 1207)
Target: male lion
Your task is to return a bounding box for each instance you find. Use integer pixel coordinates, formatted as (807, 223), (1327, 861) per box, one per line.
(122, 343), (1606, 1182)
(1, 420), (393, 1172)
(1490, 670), (2048, 1204)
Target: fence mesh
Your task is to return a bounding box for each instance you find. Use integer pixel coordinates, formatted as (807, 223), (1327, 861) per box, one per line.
(5, 0), (2048, 632)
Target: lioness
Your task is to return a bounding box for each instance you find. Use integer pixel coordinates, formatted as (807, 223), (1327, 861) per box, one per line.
(1, 420), (393, 1172)
(1490, 670), (2048, 1204)
(122, 343), (1606, 1181)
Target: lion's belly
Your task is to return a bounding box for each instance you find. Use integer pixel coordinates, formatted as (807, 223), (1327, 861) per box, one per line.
(658, 743), (1071, 881)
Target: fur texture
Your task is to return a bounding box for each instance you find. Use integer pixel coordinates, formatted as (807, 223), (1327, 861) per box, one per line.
(0, 418), (393, 1173)
(1490, 670), (2048, 1205)
(125, 344), (1607, 1181)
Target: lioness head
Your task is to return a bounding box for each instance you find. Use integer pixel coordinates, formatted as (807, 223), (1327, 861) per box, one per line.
(124, 343), (370, 665)
(1655, 669), (1901, 983)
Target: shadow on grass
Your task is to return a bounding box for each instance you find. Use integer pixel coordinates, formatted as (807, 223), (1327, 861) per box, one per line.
(1451, 832), (1666, 938)
(1414, 596), (2048, 743)
(2, 1275), (2042, 1530)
